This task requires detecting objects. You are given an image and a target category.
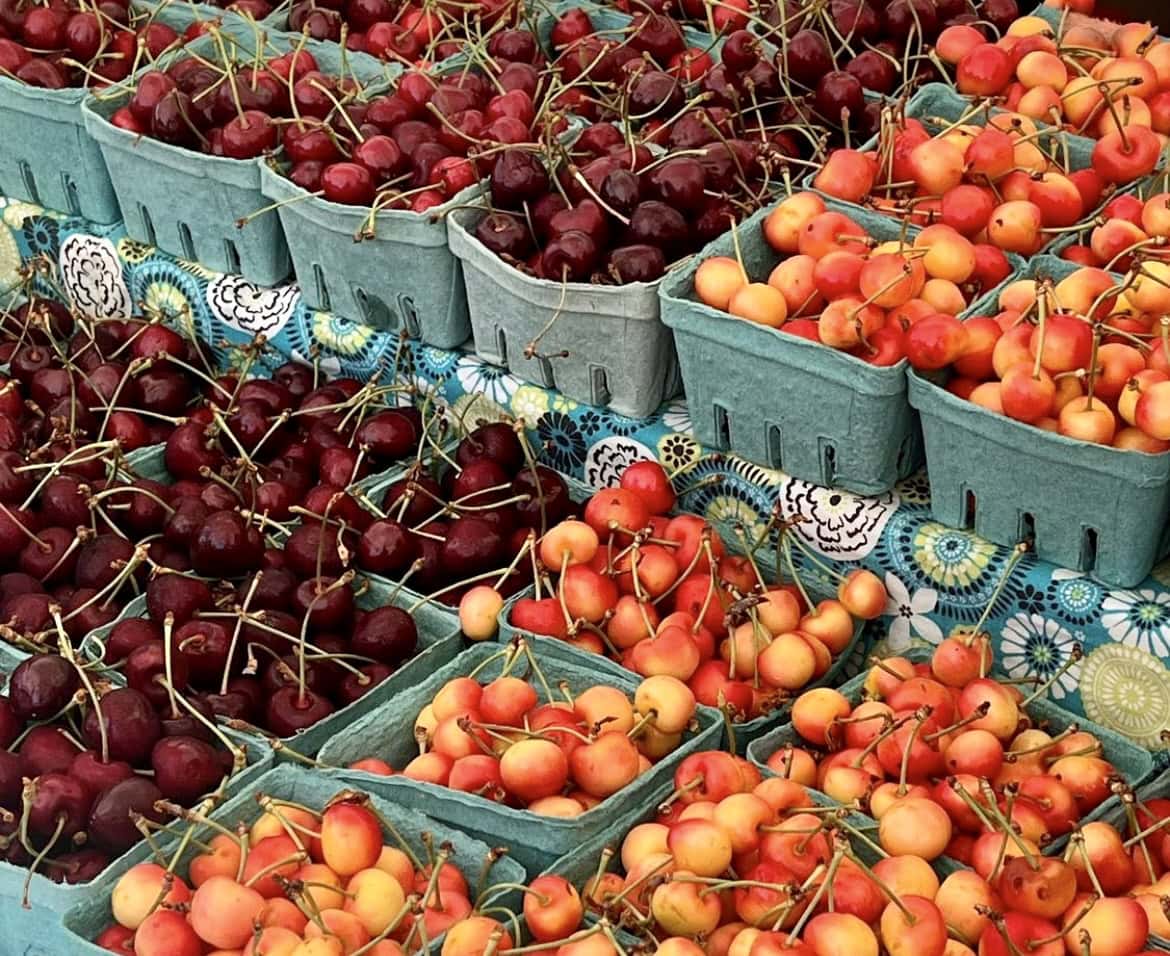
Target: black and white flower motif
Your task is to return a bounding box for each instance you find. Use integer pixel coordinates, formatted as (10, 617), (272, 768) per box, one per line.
(59, 234), (132, 319)
(583, 436), (656, 489)
(778, 479), (898, 560)
(205, 275), (299, 337)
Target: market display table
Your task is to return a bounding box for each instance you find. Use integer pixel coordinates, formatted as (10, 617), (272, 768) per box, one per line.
(4, 195), (1167, 752)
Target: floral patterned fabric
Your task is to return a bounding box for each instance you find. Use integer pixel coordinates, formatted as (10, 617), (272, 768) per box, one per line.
(4, 199), (1170, 753)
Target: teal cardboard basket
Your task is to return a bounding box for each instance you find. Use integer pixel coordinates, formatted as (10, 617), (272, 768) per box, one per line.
(59, 763), (528, 956)
(316, 640), (723, 873)
(0, 0), (215, 223)
(745, 648), (1156, 869)
(82, 26), (394, 285)
(259, 162), (475, 349)
(659, 198), (929, 495)
(448, 204), (682, 419)
(0, 644), (272, 956)
(907, 367), (1170, 587)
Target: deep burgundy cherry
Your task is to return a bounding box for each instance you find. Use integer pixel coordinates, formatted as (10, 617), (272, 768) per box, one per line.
(20, 725), (81, 776)
(282, 523), (347, 578)
(82, 687), (162, 765)
(380, 473), (444, 526)
(3, 592), (52, 638)
(338, 663), (392, 705)
(0, 751), (21, 811)
(62, 587), (117, 640)
(73, 533), (133, 591)
(608, 244), (666, 283)
(490, 149), (550, 210)
(150, 89), (197, 146)
(474, 213), (531, 260)
(70, 751), (135, 798)
(162, 497), (210, 550)
(265, 686), (335, 737)
(831, 0), (880, 42)
(784, 29), (835, 88)
(28, 772), (92, 840)
(9, 653), (79, 721)
(0, 696), (19, 749)
(357, 519), (417, 576)
(815, 71), (865, 127)
(628, 71), (683, 118)
(511, 466), (572, 529)
(87, 777), (165, 854)
(625, 201), (688, 256)
(136, 367), (192, 417)
(145, 571), (213, 626)
(164, 420), (224, 481)
(355, 410), (418, 463)
(293, 576), (355, 632)
(352, 606), (418, 665)
(151, 735), (225, 804)
(189, 509), (264, 578)
(126, 640), (190, 711)
(47, 848), (110, 885)
(441, 515), (505, 578)
(541, 230), (598, 282)
(173, 619), (232, 688)
(103, 618), (163, 665)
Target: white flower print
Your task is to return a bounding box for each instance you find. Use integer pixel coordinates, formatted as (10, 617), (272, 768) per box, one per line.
(1100, 588), (1170, 659)
(883, 571), (942, 652)
(999, 612), (1082, 700)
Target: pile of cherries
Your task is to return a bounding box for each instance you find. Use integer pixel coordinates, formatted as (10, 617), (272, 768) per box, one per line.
(0, 650), (246, 891)
(274, 55), (567, 213)
(285, 0), (523, 64)
(0, 0), (184, 89)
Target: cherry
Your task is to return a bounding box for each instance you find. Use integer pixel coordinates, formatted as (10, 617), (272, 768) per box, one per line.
(352, 606), (418, 664)
(70, 751), (135, 798)
(9, 653), (79, 721)
(322, 161), (376, 205)
(28, 772), (92, 840)
(490, 149), (550, 209)
(608, 244), (666, 282)
(338, 663), (393, 705)
(265, 686), (335, 736)
(190, 510), (263, 578)
(542, 230), (597, 281)
(815, 71), (865, 126)
(20, 725), (80, 776)
(784, 29), (835, 87)
(126, 640), (190, 711)
(146, 572), (213, 626)
(628, 70), (683, 118)
(475, 213), (532, 259)
(358, 519), (417, 576)
(381, 473), (444, 525)
(283, 523), (348, 578)
(82, 687), (162, 765)
(355, 409), (417, 462)
(625, 201), (688, 257)
(352, 134), (404, 181)
(151, 736), (225, 804)
(0, 751), (25, 809)
(88, 777), (165, 854)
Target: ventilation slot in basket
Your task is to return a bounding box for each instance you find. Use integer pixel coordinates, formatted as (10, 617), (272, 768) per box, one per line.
(139, 205), (157, 247)
(767, 425), (783, 470)
(820, 442), (837, 487)
(1018, 511), (1036, 546)
(313, 264), (331, 312)
(63, 177), (81, 217)
(223, 240), (241, 275)
(178, 223), (196, 262)
(398, 295), (420, 337)
(493, 327), (508, 366)
(713, 404), (731, 451)
(590, 367), (610, 407)
(19, 162), (39, 205)
(963, 489), (977, 528)
(537, 357), (556, 389)
(1080, 528), (1099, 572)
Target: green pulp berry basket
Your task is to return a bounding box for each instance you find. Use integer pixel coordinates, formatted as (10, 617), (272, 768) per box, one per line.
(448, 203), (682, 419)
(82, 25), (395, 284)
(658, 197), (932, 496)
(58, 763), (528, 956)
(0, 0), (223, 223)
(316, 640), (723, 873)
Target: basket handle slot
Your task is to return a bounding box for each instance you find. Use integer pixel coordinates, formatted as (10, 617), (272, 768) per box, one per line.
(139, 205), (157, 248)
(590, 366), (610, 407)
(223, 240), (241, 275)
(62, 177), (81, 218)
(963, 488), (976, 528)
(1080, 527), (1099, 573)
(397, 295), (421, 338)
(19, 162), (39, 206)
(537, 357), (556, 389)
(820, 441), (837, 487)
(313, 264), (332, 312)
(178, 223), (196, 263)
(766, 425), (783, 470)
(713, 404), (731, 451)
(1018, 511), (1035, 547)
(491, 326), (507, 366)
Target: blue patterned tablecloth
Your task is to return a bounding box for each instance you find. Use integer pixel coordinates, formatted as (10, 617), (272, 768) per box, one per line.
(2, 197), (1168, 755)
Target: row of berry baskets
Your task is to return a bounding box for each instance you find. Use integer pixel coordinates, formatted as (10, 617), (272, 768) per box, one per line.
(4, 0), (1170, 585)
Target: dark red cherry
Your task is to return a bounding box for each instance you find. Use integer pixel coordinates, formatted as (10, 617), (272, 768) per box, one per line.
(20, 725), (80, 776)
(474, 213), (531, 260)
(28, 772), (92, 841)
(190, 510), (263, 578)
(490, 149), (550, 210)
(146, 572), (213, 626)
(337, 662), (392, 705)
(70, 751), (135, 798)
(784, 29), (835, 88)
(126, 640), (190, 711)
(352, 605), (417, 665)
(357, 519), (417, 577)
(608, 244), (666, 283)
(265, 686), (335, 737)
(82, 687), (161, 765)
(87, 777), (165, 854)
(512, 466), (572, 530)
(151, 735), (225, 804)
(8, 653), (79, 721)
